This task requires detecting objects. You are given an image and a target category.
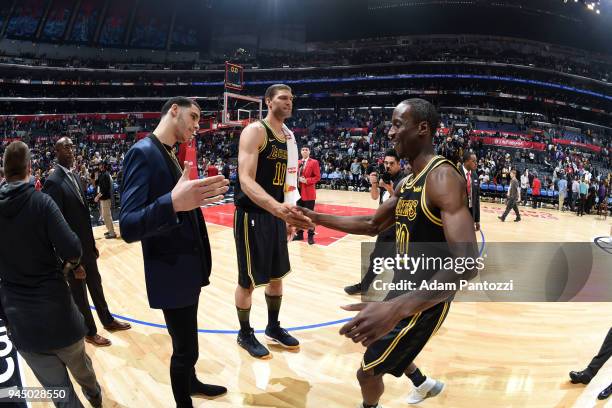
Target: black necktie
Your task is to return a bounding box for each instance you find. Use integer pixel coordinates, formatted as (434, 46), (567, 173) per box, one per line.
(68, 171), (84, 204)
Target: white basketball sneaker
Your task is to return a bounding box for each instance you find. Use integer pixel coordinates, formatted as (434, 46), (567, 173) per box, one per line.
(406, 377), (445, 404)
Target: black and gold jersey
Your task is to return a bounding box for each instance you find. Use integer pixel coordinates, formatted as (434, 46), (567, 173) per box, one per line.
(234, 120), (288, 211)
(395, 155), (460, 254)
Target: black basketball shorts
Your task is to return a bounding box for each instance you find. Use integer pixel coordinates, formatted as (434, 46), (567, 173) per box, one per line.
(362, 301), (451, 377)
(234, 207), (291, 288)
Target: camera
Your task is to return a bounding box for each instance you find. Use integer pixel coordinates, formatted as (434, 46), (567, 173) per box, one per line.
(381, 171), (392, 184)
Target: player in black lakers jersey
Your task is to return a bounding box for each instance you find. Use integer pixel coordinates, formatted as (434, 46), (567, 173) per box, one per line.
(234, 84), (314, 359)
(297, 99), (478, 407)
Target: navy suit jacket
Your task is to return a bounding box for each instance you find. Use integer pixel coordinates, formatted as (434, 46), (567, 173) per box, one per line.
(119, 135), (211, 309)
(43, 165), (98, 261)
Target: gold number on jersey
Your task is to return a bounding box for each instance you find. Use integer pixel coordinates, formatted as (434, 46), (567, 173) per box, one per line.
(396, 222), (409, 255)
(272, 162), (287, 186)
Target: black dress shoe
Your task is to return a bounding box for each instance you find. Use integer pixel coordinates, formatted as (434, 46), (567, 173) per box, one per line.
(498, 216), (505, 222)
(569, 370), (592, 384)
(104, 320), (131, 332)
(307, 235), (315, 245)
(598, 383), (612, 400)
(344, 283), (362, 295)
(293, 232), (304, 241)
(190, 380), (227, 398)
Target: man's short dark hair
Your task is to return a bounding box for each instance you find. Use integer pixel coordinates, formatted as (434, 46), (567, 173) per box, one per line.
(463, 150), (476, 162)
(401, 98), (440, 136)
(264, 84), (292, 102)
(3, 141), (30, 181)
(160, 97), (200, 116)
(384, 148), (400, 162)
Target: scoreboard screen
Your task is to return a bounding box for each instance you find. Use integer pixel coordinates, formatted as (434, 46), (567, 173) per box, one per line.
(225, 62), (244, 91)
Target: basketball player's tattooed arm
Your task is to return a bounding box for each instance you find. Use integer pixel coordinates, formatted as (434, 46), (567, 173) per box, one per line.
(339, 166), (478, 346)
(295, 181), (402, 236)
(238, 123), (313, 230)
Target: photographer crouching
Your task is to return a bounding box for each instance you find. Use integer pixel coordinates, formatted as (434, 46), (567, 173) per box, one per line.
(344, 149), (407, 295)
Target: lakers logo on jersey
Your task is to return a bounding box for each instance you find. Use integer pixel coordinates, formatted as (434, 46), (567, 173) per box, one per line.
(396, 199), (418, 221)
(235, 120), (287, 210)
(267, 145), (288, 161)
(394, 156), (461, 247)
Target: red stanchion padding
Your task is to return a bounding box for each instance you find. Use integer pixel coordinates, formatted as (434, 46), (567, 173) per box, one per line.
(178, 139), (199, 180)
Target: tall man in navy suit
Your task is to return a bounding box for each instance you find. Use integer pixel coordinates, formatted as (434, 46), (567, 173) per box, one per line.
(120, 97), (230, 408)
(44, 137), (131, 348)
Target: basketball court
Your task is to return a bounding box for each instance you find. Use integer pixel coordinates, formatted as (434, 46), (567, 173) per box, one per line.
(21, 189), (611, 408)
(0, 2), (610, 407)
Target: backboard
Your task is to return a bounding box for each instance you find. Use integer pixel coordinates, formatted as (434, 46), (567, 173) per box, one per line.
(222, 92), (262, 127)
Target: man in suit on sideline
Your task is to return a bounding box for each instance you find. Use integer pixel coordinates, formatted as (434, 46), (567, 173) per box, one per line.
(43, 137), (131, 348)
(460, 151), (481, 231)
(120, 97), (229, 408)
(294, 146), (321, 245)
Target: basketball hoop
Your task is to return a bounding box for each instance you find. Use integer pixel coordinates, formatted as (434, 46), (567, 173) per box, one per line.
(222, 92), (262, 127)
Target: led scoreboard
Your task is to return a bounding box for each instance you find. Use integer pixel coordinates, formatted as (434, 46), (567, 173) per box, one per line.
(225, 62), (244, 91)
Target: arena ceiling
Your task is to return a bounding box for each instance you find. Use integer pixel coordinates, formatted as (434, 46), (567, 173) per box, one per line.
(300, 0), (612, 54)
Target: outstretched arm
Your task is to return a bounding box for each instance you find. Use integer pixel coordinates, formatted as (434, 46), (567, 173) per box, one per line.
(339, 165), (478, 346)
(297, 181), (402, 236)
(239, 123), (313, 230)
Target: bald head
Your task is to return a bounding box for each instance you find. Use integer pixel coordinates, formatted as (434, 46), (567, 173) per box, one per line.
(389, 98), (439, 159)
(55, 137), (75, 168)
(399, 98), (440, 137)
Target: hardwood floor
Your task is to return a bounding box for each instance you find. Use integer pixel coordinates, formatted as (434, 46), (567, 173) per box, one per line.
(25, 190), (612, 407)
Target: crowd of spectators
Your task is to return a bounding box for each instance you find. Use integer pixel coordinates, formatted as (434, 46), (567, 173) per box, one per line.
(1, 108), (609, 216)
(0, 116), (154, 140)
(0, 134), (237, 222)
(4, 0), (46, 39)
(0, 77), (606, 109)
(1, 36), (610, 83)
(234, 46), (609, 82)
